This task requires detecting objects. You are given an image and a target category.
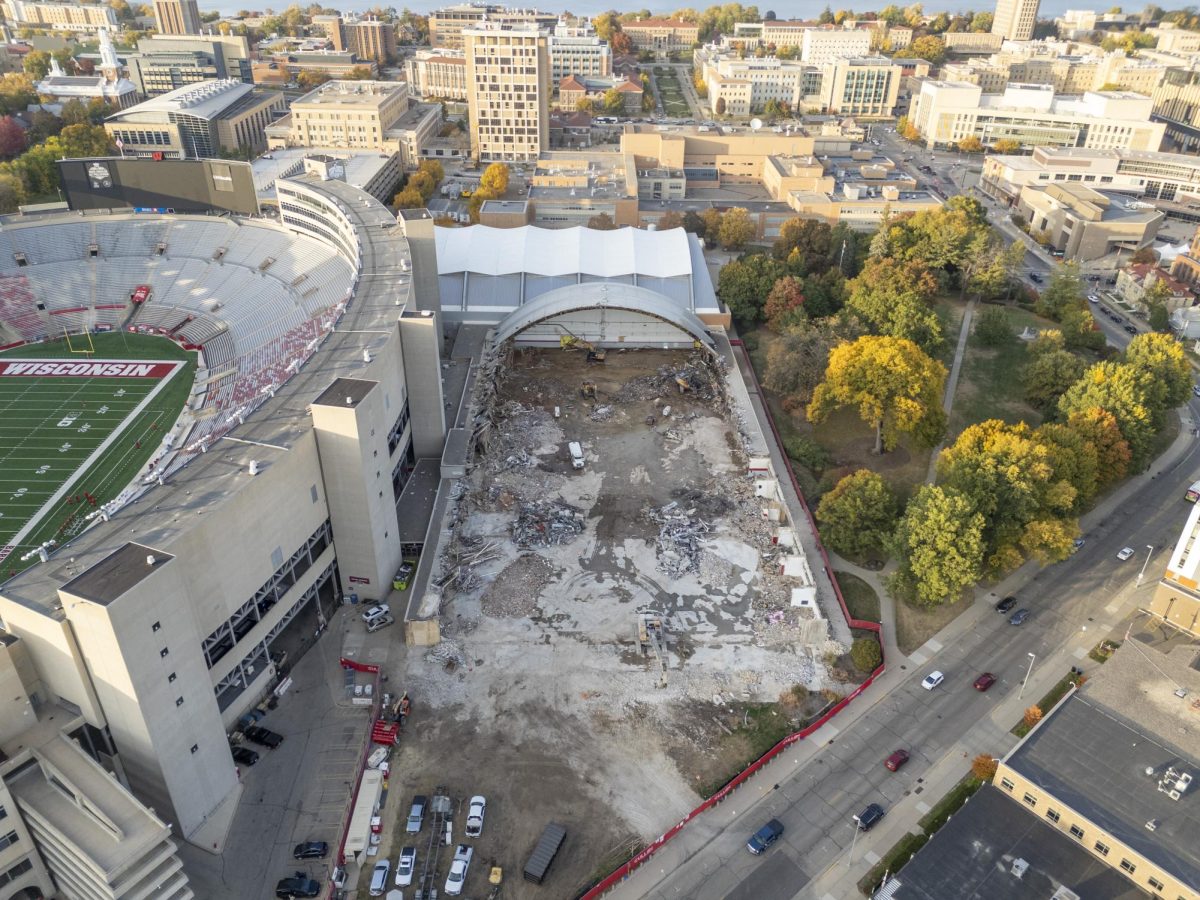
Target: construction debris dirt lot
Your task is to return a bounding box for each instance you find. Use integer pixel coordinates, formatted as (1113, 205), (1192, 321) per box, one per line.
(396, 348), (848, 899)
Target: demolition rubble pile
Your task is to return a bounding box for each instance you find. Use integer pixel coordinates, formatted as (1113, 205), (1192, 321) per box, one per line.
(434, 533), (502, 594)
(645, 500), (712, 578)
(511, 499), (586, 548)
(614, 357), (724, 405)
(481, 553), (558, 617)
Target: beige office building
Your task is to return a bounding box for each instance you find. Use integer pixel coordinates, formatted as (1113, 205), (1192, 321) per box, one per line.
(428, 3), (558, 50)
(820, 56), (902, 117)
(464, 24), (550, 162)
(348, 17), (397, 65)
(992, 0), (1040, 41)
(153, 0), (201, 35)
(621, 18), (699, 53)
(800, 27), (872, 65)
(548, 18), (611, 82)
(1016, 182), (1163, 260)
(0, 0), (117, 31)
(405, 48), (467, 100)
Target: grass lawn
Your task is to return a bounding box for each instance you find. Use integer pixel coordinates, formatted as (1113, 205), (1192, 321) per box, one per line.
(894, 595), (973, 655)
(834, 571), (881, 622)
(653, 68), (691, 116)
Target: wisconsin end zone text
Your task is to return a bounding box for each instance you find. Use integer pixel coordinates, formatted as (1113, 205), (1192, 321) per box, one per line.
(0, 361), (179, 378)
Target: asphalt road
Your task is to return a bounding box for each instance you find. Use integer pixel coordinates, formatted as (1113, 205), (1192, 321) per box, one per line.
(632, 349), (1200, 900)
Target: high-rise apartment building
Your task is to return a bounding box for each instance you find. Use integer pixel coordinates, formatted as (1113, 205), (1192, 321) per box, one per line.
(0, 0), (117, 31)
(153, 0), (201, 35)
(464, 23), (550, 162)
(992, 0), (1040, 41)
(311, 14), (347, 51)
(348, 17), (397, 65)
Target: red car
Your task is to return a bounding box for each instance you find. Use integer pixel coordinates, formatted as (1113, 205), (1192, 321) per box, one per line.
(884, 749), (910, 772)
(974, 672), (997, 692)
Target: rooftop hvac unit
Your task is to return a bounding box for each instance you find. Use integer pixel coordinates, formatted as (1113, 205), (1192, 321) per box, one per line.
(1010, 859), (1029, 879)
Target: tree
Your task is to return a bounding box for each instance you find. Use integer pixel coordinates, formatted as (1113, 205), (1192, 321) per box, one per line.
(23, 51), (51, 80)
(657, 210), (683, 230)
(417, 158), (444, 186)
(845, 257), (943, 354)
(971, 754), (998, 781)
(818, 4), (835, 23)
(1141, 278), (1172, 332)
(1035, 262), (1085, 321)
(1124, 331), (1192, 413)
(0, 117), (25, 159)
(1065, 407), (1130, 489)
(896, 114), (921, 142)
(406, 170), (436, 202)
(1023, 349), (1085, 413)
(1058, 361), (1157, 467)
(1130, 246), (1158, 264)
(478, 162), (510, 196)
(718, 207), (755, 250)
(57, 124), (113, 158)
(60, 98), (91, 126)
(816, 470), (899, 559)
(699, 207), (723, 245)
(937, 419), (1079, 568)
(601, 88), (625, 115)
(0, 74), (38, 117)
(850, 637), (882, 671)
(888, 485), (985, 606)
(973, 306), (1013, 347)
(1023, 706), (1043, 729)
(0, 171), (26, 213)
(763, 275), (806, 331)
(993, 138), (1021, 154)
(717, 254), (786, 325)
(773, 216), (832, 266)
(956, 136), (983, 153)
(764, 316), (863, 402)
(393, 187), (425, 209)
(681, 210), (705, 235)
(1032, 421), (1100, 511)
(907, 34), (946, 64)
(297, 70), (332, 89)
(809, 335), (948, 454)
(587, 212), (618, 230)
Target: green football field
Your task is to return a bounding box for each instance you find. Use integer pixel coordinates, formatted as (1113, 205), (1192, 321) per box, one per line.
(0, 333), (195, 576)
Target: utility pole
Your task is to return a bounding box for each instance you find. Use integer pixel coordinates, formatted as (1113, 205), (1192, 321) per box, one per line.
(1137, 544), (1155, 586)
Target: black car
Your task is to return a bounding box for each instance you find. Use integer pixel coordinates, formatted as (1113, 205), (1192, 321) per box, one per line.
(244, 725), (284, 749)
(275, 873), (320, 898)
(1124, 325), (1138, 335)
(995, 595), (1017, 613)
(746, 819), (785, 854)
(854, 803), (886, 831)
(1009, 608), (1031, 626)
(1029, 272), (1043, 283)
(231, 745), (259, 767)
(293, 841), (328, 860)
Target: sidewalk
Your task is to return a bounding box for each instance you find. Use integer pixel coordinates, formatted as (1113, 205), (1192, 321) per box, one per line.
(602, 392), (1196, 899)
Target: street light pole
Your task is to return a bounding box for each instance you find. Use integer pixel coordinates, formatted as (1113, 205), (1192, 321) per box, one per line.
(1019, 652), (1036, 699)
(847, 817), (861, 867)
(1137, 544), (1155, 586)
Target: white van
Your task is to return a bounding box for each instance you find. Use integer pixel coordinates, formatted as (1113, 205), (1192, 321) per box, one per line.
(568, 442), (585, 469)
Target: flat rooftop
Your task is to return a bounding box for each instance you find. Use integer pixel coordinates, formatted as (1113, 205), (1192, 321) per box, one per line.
(313, 376), (376, 408)
(109, 79), (255, 120)
(61, 543), (174, 606)
(1006, 643), (1200, 891)
(293, 80), (406, 109)
(251, 148), (397, 197)
(890, 784), (1143, 899)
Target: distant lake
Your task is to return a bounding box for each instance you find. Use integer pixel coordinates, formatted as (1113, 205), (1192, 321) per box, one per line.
(204, 0), (1136, 25)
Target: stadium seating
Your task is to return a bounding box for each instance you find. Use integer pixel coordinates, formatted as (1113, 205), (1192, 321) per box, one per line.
(0, 214), (357, 466)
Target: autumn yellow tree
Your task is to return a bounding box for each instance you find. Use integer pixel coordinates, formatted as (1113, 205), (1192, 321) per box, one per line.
(808, 335), (947, 454)
(971, 754), (998, 781)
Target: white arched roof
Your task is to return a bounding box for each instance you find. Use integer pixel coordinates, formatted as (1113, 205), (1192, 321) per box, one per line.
(492, 282), (715, 348)
(434, 224), (694, 279)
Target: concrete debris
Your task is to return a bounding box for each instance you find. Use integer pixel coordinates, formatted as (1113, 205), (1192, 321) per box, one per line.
(590, 404), (614, 422)
(614, 356), (724, 404)
(435, 534), (502, 594)
(481, 553), (557, 617)
(645, 500), (712, 578)
(426, 640), (466, 670)
(511, 499), (586, 548)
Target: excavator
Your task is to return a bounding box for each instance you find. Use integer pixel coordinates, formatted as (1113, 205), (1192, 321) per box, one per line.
(556, 326), (606, 363)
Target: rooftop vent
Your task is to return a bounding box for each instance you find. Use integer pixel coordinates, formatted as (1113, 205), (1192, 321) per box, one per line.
(248, 461), (259, 476)
(1145, 819), (1158, 831)
(1011, 859), (1029, 879)
(145, 554), (156, 566)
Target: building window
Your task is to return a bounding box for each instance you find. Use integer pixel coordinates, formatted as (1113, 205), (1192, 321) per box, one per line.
(152, 621), (161, 632)
(1023, 793), (1037, 807)
(1147, 877), (1163, 892)
(1045, 808), (1060, 823)
(175, 696), (184, 707)
(160, 647), (169, 658)
(1094, 840), (1109, 856)
(999, 777), (1014, 791)
(190, 744), (199, 754)
(0, 832), (18, 851)
(1069, 824), (1084, 839)
(1120, 859), (1136, 874)
(168, 672), (176, 683)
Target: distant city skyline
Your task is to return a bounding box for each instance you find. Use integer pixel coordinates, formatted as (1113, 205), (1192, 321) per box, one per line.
(204, 0), (1133, 25)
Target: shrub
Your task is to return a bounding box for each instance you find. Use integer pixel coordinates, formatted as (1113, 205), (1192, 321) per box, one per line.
(973, 306), (1013, 347)
(783, 435), (830, 472)
(1023, 705), (1042, 729)
(850, 637), (882, 671)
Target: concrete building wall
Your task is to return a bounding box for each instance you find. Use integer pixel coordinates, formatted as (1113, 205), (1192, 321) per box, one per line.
(0, 601), (105, 726)
(399, 311), (447, 458)
(993, 0), (1040, 41)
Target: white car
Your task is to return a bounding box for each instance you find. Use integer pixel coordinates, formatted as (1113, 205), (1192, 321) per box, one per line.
(395, 846), (415, 886)
(921, 671), (945, 690)
(361, 603), (390, 623)
(1117, 547), (1135, 561)
(444, 844), (473, 896)
(465, 795), (486, 837)
(368, 859), (391, 896)
(1088, 294), (1099, 303)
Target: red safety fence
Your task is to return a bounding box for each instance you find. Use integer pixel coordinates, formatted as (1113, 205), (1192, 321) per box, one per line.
(340, 656), (380, 674)
(578, 339), (885, 899)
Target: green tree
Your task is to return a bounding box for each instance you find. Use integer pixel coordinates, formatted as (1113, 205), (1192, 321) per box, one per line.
(845, 257), (944, 354)
(587, 211), (618, 230)
(888, 485), (985, 606)
(0, 170), (26, 213)
(1022, 349), (1086, 413)
(773, 216), (832, 265)
(1141, 278), (1173, 333)
(1058, 361), (1157, 467)
(23, 51), (52, 80)
(763, 316), (863, 402)
(970, 11), (993, 30)
(815, 469), (899, 559)
(1035, 262), (1085, 321)
(1065, 407), (1131, 488)
(973, 306), (1013, 347)
(808, 335), (948, 454)
(1124, 331), (1192, 413)
(763, 275), (806, 331)
(1032, 421), (1100, 511)
(850, 637), (882, 671)
(907, 34), (946, 64)
(717, 206), (755, 250)
(681, 210), (706, 234)
(717, 254), (786, 325)
(801, 268), (847, 318)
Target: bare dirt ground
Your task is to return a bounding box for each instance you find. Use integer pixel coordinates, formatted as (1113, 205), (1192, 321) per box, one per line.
(393, 348), (846, 899)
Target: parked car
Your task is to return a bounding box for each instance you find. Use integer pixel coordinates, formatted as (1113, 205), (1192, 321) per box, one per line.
(395, 847), (416, 886)
(406, 795), (428, 833)
(995, 596), (1017, 613)
(854, 803), (886, 831)
(465, 795), (487, 837)
(444, 844), (474, 896)
(368, 860), (391, 896)
(275, 873), (321, 898)
(1029, 272), (1043, 283)
(973, 672), (997, 691)
(366, 614), (395, 633)
(361, 604), (390, 623)
(1124, 324), (1138, 335)
(884, 749), (910, 771)
(1009, 608), (1031, 626)
(293, 841), (328, 860)
(231, 745), (258, 766)
(921, 671), (944, 690)
(1117, 546), (1135, 561)
(746, 819), (785, 854)
(1072, 537), (1086, 551)
(244, 725), (283, 749)
(392, 560), (416, 591)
